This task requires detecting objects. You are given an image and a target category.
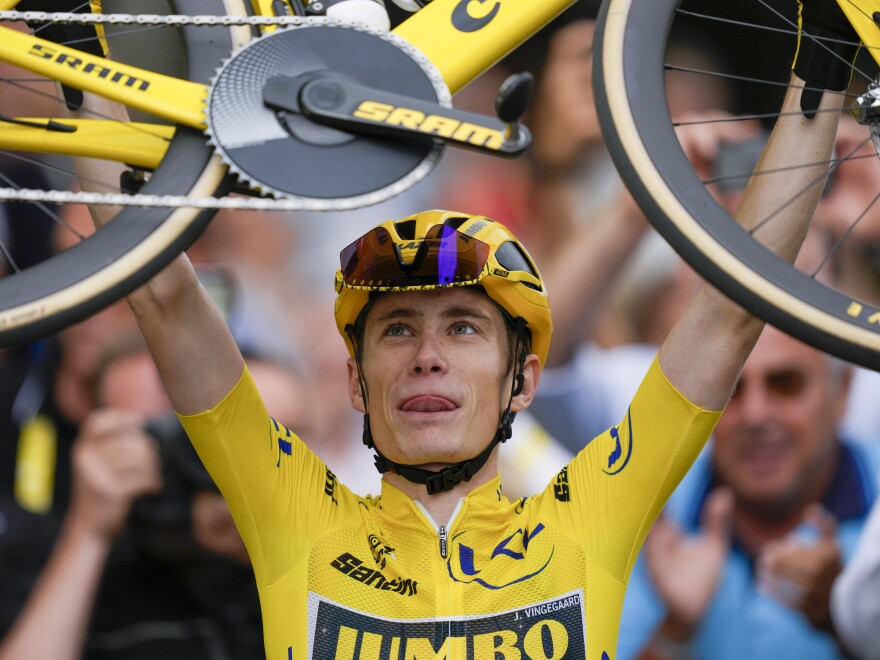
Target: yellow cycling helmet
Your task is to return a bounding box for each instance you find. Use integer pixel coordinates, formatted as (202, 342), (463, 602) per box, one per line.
(334, 209), (552, 366)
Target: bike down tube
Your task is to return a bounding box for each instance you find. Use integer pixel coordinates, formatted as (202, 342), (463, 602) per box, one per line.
(393, 0), (577, 95)
(0, 25), (207, 128)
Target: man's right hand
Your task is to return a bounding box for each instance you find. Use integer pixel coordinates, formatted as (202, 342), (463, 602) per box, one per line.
(644, 487), (734, 640)
(69, 410), (163, 543)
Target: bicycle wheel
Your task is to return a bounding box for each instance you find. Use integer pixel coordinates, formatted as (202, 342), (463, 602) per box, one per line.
(594, 0), (880, 370)
(0, 0), (249, 347)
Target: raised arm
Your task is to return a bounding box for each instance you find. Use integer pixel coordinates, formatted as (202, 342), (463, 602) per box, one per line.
(71, 92), (243, 415)
(16, 0), (244, 411)
(659, 0), (857, 408)
(122, 254), (244, 415)
(658, 78), (844, 410)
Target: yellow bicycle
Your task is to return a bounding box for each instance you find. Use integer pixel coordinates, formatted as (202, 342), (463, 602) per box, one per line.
(0, 0), (570, 344)
(3, 0), (880, 373)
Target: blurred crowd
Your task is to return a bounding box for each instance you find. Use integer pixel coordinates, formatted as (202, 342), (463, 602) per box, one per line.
(4, 4), (880, 659)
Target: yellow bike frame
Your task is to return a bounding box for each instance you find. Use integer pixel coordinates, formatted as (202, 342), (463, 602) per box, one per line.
(837, 0), (880, 65)
(0, 0), (575, 167)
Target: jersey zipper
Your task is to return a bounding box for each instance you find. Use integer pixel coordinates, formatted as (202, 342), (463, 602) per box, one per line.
(414, 499), (465, 559)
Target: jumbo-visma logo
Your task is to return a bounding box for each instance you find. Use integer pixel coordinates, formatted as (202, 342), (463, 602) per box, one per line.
(603, 407), (634, 476)
(447, 523), (553, 589)
(307, 590), (585, 659)
(451, 0), (501, 32)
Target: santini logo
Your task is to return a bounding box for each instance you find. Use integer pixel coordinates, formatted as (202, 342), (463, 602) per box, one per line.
(452, 0), (501, 32)
(330, 552), (417, 596)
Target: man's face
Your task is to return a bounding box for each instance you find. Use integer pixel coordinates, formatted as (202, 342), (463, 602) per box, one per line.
(58, 300), (136, 382)
(99, 351), (170, 417)
(347, 287), (537, 469)
(712, 327), (849, 514)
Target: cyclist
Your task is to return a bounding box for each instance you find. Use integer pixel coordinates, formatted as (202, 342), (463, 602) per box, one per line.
(80, 3), (854, 658)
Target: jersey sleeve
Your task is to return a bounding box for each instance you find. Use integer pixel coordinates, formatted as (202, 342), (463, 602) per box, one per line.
(177, 366), (352, 587)
(540, 356), (721, 583)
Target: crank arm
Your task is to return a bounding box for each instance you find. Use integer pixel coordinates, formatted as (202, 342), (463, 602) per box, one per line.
(263, 72), (530, 157)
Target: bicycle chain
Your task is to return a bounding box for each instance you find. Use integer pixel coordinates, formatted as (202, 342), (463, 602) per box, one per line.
(0, 10), (311, 27)
(0, 186), (375, 211)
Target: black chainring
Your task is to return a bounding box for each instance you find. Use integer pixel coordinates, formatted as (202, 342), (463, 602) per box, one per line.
(205, 23), (447, 207)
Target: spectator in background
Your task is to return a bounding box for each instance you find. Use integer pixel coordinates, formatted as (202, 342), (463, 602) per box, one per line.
(522, 18), (759, 451)
(0, 369), (167, 660)
(815, 113), (880, 307)
(93, 336), (316, 658)
(0, 296), (137, 644)
(0, 324), (233, 660)
(0, 202), (253, 659)
(616, 325), (880, 660)
(822, 113), (880, 639)
(0, 325), (319, 659)
(813, 113), (880, 440)
(0, 185), (140, 657)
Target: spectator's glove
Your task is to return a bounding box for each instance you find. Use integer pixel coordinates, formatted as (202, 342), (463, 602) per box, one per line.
(18, 0), (107, 110)
(793, 0), (860, 118)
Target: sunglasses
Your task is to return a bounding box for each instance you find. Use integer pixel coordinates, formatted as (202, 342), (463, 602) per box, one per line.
(340, 224), (491, 290)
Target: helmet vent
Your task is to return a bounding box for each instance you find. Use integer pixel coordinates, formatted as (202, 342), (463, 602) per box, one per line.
(443, 216), (470, 230)
(495, 241), (541, 288)
(394, 219), (417, 240)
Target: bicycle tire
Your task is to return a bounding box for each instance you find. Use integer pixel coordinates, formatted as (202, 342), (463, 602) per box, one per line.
(594, 0), (880, 370)
(0, 0), (246, 347)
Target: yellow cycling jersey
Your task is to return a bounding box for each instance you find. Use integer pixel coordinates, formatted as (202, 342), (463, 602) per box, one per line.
(179, 356), (720, 660)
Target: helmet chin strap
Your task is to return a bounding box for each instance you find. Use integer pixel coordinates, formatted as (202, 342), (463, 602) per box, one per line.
(349, 319), (527, 496)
